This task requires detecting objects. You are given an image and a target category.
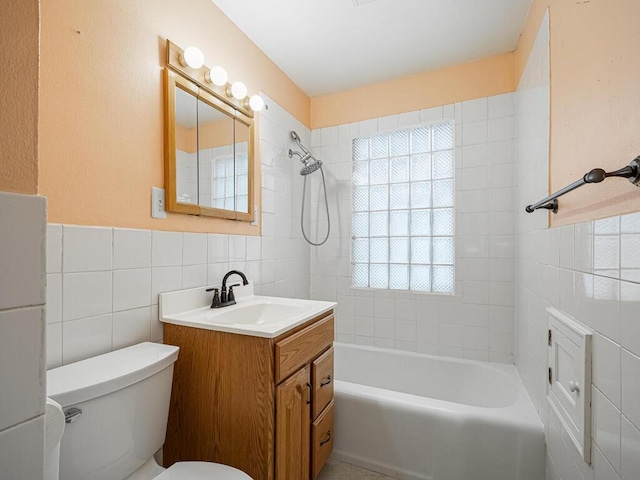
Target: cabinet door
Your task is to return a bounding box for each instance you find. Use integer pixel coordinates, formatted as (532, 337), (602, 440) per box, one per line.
(276, 365), (311, 480)
(311, 347), (333, 419)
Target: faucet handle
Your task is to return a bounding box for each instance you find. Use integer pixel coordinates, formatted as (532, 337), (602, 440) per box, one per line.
(227, 283), (241, 302)
(206, 287), (220, 308)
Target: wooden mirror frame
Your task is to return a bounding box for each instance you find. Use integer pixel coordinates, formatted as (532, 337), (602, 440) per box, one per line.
(232, 110), (255, 223)
(163, 40), (255, 221)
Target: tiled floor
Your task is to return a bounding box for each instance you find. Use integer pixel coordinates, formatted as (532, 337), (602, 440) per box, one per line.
(317, 459), (396, 480)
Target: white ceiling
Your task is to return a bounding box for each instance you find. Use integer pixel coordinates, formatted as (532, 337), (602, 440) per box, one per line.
(213, 0), (531, 97)
(213, 0), (532, 97)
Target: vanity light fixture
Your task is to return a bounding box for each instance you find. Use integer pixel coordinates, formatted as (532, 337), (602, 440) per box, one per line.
(168, 41), (263, 116)
(227, 81), (248, 100)
(247, 95), (265, 112)
(205, 66), (228, 87)
(179, 46), (205, 69)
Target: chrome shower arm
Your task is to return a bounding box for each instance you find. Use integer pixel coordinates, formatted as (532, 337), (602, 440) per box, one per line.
(289, 149), (312, 163)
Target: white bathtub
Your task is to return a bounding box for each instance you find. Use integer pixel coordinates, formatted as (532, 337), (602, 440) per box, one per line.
(332, 343), (545, 480)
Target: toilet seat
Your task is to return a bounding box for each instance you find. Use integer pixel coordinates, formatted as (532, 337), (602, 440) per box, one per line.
(155, 462), (253, 480)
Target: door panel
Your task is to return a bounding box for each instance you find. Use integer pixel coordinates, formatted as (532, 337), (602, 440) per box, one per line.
(276, 366), (311, 480)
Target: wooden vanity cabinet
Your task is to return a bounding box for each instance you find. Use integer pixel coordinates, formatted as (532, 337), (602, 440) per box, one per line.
(163, 310), (334, 480)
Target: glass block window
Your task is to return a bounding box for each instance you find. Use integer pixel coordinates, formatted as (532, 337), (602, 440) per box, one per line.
(210, 155), (236, 210)
(351, 122), (455, 293)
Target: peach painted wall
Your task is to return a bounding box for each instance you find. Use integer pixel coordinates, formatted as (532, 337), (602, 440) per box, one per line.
(310, 53), (516, 129)
(549, 0), (640, 225)
(516, 0), (640, 226)
(0, 0), (40, 195)
(39, 0), (309, 233)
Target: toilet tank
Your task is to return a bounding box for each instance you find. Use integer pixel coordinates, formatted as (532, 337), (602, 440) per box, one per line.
(47, 343), (179, 480)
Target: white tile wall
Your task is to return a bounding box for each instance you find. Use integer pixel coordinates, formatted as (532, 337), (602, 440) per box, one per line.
(308, 94), (517, 363)
(45, 94), (312, 367)
(0, 415), (45, 480)
(152, 231), (183, 267)
(621, 416), (640, 479)
(63, 226), (112, 273)
(0, 192), (46, 310)
(0, 192), (46, 480)
(113, 269), (152, 312)
(62, 271), (113, 321)
(113, 228), (152, 270)
(113, 307), (153, 350)
(182, 233), (207, 266)
(515, 11), (640, 480)
(593, 387), (621, 474)
(0, 307), (45, 432)
(46, 224), (62, 274)
(62, 314), (113, 365)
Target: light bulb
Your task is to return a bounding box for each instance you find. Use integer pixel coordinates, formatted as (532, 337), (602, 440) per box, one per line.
(248, 95), (265, 112)
(206, 66), (228, 86)
(180, 46), (204, 69)
(228, 81), (247, 100)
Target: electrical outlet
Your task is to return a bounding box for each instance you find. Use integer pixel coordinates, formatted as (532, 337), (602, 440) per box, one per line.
(152, 187), (167, 219)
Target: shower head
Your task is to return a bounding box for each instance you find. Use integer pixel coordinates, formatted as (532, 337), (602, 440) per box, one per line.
(300, 157), (323, 176)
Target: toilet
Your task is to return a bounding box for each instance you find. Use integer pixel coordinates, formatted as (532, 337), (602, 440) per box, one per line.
(46, 342), (252, 480)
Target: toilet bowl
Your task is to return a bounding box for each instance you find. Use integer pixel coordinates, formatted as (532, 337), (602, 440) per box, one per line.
(154, 462), (252, 480)
(47, 342), (252, 480)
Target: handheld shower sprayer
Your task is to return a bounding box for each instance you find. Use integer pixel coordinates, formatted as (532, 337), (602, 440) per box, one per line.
(288, 131), (330, 245)
(288, 131), (322, 176)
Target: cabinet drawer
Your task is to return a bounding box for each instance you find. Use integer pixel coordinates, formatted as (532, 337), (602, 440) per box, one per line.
(275, 315), (334, 384)
(311, 401), (334, 480)
(312, 347), (334, 419)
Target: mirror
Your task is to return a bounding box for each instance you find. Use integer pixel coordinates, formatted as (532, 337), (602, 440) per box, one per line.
(165, 69), (254, 221)
(197, 98), (235, 210)
(174, 86), (199, 205)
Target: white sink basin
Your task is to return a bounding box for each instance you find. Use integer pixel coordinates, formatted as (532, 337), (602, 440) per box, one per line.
(160, 286), (335, 338)
(203, 302), (309, 325)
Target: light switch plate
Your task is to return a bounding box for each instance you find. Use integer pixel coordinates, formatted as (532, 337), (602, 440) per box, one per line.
(152, 187), (167, 219)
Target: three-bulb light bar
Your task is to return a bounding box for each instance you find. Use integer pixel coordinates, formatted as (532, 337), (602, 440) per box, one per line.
(179, 46), (265, 113)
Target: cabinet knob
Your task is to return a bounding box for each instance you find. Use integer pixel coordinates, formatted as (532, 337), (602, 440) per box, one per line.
(569, 381), (580, 394)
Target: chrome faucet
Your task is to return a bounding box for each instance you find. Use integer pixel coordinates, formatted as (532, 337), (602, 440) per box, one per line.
(206, 270), (249, 308)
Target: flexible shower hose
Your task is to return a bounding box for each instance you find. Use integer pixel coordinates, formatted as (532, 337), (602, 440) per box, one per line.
(301, 166), (331, 246)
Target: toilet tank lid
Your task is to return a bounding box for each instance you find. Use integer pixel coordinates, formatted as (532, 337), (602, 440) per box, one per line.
(47, 342), (179, 407)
